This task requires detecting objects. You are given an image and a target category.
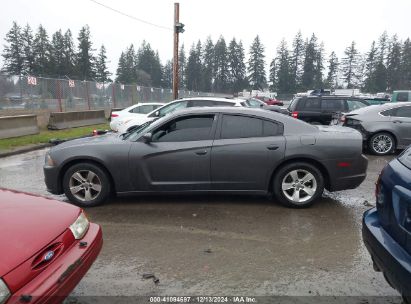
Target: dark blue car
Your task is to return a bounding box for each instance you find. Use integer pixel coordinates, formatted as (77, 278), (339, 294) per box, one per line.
(363, 146), (411, 303)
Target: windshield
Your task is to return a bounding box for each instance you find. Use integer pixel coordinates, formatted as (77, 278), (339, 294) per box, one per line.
(399, 147), (411, 170)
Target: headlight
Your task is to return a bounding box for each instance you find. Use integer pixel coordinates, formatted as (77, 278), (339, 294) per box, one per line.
(0, 279), (10, 304)
(45, 153), (55, 167)
(69, 211), (90, 240)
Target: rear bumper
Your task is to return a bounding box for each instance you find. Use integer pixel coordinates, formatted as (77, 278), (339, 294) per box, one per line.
(362, 208), (411, 296)
(327, 154), (368, 191)
(7, 223), (103, 304)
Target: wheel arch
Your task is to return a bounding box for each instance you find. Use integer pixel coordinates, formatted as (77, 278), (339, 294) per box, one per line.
(368, 130), (398, 148)
(268, 157), (331, 192)
(58, 158), (116, 195)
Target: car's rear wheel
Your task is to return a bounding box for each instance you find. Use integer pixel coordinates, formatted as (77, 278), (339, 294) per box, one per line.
(369, 132), (395, 155)
(273, 162), (324, 208)
(63, 163), (111, 207)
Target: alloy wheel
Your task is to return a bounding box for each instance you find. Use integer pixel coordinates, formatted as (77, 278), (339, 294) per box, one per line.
(372, 134), (393, 154)
(69, 170), (102, 202)
(281, 169), (317, 204)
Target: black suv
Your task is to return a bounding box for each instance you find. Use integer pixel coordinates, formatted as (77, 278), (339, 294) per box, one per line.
(288, 95), (369, 125)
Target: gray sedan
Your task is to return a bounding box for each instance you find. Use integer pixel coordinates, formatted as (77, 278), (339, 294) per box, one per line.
(341, 102), (411, 155)
(44, 107), (367, 208)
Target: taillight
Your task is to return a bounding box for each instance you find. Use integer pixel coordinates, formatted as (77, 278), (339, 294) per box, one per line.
(340, 115), (346, 124)
(291, 111), (298, 118)
(375, 165), (387, 205)
(111, 113), (119, 117)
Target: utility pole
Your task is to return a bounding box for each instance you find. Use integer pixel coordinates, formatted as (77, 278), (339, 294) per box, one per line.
(172, 3), (184, 100)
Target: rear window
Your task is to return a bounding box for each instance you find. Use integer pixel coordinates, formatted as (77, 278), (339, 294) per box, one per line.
(321, 99), (345, 111)
(399, 148), (411, 169)
(288, 97), (301, 111)
(303, 98), (321, 110)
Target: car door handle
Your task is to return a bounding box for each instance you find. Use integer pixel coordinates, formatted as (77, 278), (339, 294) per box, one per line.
(267, 145), (279, 151)
(393, 120), (403, 123)
(195, 150), (208, 155)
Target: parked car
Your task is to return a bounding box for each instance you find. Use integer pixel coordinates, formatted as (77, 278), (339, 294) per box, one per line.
(363, 146), (411, 303)
(44, 107), (367, 208)
(254, 96), (284, 106)
(112, 97), (244, 133)
(288, 95), (370, 125)
(340, 102), (411, 155)
(242, 98), (289, 115)
(0, 188), (102, 304)
(110, 102), (163, 132)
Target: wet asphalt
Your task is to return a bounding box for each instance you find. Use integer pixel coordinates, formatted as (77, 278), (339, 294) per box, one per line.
(0, 149), (402, 300)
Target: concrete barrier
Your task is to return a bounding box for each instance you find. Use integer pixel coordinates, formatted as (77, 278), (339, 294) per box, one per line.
(48, 110), (107, 130)
(0, 115), (39, 139)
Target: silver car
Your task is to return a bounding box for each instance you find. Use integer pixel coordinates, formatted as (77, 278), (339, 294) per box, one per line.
(341, 102), (411, 155)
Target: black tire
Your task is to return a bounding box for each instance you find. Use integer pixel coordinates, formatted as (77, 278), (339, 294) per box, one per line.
(273, 162), (324, 208)
(63, 162), (111, 207)
(368, 132), (396, 155)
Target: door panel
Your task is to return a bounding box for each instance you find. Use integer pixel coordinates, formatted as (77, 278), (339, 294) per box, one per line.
(392, 106), (411, 147)
(211, 137), (285, 190)
(130, 141), (213, 191)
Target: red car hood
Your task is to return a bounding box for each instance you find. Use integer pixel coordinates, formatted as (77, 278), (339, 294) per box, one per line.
(0, 189), (80, 277)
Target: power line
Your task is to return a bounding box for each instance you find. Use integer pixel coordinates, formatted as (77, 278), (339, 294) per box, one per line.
(88, 0), (173, 31)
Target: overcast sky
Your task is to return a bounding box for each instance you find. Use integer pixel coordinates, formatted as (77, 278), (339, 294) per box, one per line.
(1, 0), (410, 76)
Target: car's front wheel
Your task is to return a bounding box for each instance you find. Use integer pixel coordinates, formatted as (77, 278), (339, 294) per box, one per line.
(369, 132), (395, 155)
(273, 162), (324, 208)
(63, 162), (111, 207)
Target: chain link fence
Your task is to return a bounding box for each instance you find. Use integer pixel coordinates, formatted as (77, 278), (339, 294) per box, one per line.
(0, 74), (230, 114)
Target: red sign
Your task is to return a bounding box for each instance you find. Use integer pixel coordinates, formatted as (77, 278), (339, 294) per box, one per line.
(68, 80), (75, 88)
(27, 76), (37, 86)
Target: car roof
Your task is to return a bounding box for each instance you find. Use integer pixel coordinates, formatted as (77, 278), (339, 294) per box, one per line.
(178, 97), (242, 103)
(349, 101), (411, 115)
(303, 95), (362, 100)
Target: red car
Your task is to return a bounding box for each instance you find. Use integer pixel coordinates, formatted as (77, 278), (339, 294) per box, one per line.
(0, 189), (102, 304)
(254, 96), (284, 106)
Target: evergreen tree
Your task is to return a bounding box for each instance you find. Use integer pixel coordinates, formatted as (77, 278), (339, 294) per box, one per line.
(116, 51), (127, 83)
(21, 24), (35, 75)
(363, 41), (378, 93)
(162, 60), (173, 88)
(341, 41), (361, 88)
(274, 39), (291, 94)
(373, 32), (389, 91)
(136, 41), (162, 87)
(50, 29), (65, 77)
(247, 35), (266, 90)
(95, 45), (112, 82)
(400, 38), (411, 89)
(269, 57), (277, 92)
(185, 43), (202, 91)
(178, 44), (186, 89)
(386, 35), (402, 91)
(290, 31), (305, 92)
(213, 36), (229, 92)
(1, 21), (24, 75)
(201, 37), (214, 92)
(228, 38), (247, 93)
(124, 44), (136, 83)
(314, 42), (325, 88)
(325, 51), (339, 89)
(32, 25), (51, 76)
(62, 29), (76, 77)
(75, 25), (95, 80)
(301, 34), (318, 90)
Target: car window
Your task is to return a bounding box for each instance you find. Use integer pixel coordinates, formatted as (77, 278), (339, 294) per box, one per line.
(246, 98), (263, 108)
(288, 97), (301, 111)
(221, 115), (281, 139)
(394, 106), (411, 118)
(381, 108), (397, 116)
(214, 101), (235, 106)
(157, 101), (188, 117)
(188, 100), (215, 107)
(152, 115), (215, 142)
(321, 99), (345, 111)
(347, 99), (368, 111)
(397, 92), (409, 102)
(131, 105), (154, 114)
(303, 98), (321, 110)
(399, 148), (411, 169)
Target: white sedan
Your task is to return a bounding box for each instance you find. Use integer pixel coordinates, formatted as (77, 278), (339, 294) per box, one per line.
(114, 97), (245, 134)
(110, 102), (163, 132)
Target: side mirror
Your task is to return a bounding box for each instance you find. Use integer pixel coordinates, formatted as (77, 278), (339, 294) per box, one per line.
(142, 133), (152, 143)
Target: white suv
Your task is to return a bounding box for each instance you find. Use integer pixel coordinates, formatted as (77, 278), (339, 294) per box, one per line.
(113, 97), (245, 133)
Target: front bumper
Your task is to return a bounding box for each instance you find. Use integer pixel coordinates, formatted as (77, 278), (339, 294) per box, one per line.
(362, 208), (411, 297)
(43, 165), (63, 195)
(6, 223), (103, 304)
